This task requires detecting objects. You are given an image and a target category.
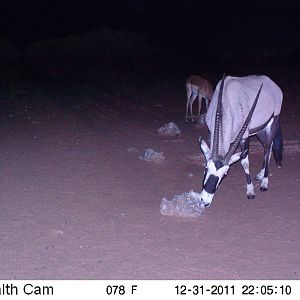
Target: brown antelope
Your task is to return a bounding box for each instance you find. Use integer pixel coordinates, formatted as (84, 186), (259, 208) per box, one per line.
(185, 75), (214, 123)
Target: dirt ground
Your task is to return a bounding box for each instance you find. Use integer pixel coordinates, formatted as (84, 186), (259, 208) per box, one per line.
(0, 77), (299, 280)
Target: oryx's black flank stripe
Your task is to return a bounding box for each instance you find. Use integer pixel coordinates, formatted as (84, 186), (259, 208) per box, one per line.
(204, 175), (219, 194)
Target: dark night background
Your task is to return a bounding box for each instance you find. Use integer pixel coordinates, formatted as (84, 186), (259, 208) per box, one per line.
(1, 0), (299, 48)
(1, 0), (300, 90)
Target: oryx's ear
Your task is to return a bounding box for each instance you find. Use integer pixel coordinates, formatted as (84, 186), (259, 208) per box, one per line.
(199, 137), (211, 162)
(228, 151), (242, 165)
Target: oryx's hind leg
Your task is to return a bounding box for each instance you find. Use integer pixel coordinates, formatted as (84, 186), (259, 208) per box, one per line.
(255, 116), (281, 191)
(255, 141), (272, 191)
(240, 138), (255, 199)
(271, 116), (283, 168)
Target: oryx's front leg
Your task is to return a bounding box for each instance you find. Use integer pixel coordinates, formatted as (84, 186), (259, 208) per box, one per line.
(240, 138), (255, 199)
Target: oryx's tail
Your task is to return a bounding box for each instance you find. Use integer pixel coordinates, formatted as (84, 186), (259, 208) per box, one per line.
(272, 119), (283, 168)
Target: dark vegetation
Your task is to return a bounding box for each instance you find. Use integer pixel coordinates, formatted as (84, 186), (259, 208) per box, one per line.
(1, 26), (300, 98)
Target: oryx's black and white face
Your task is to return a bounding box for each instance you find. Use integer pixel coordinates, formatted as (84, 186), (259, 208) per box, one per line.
(199, 139), (241, 207)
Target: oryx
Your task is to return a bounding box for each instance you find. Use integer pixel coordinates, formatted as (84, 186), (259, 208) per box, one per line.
(199, 75), (283, 207)
(185, 75), (214, 123)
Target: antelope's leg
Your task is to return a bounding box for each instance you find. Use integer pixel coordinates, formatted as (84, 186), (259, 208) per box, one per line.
(189, 92), (198, 122)
(185, 87), (192, 122)
(240, 138), (255, 199)
(197, 95), (202, 118)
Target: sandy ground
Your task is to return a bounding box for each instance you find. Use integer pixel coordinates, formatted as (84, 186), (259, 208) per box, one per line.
(0, 78), (299, 279)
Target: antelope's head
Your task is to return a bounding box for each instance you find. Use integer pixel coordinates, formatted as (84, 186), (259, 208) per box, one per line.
(199, 75), (263, 207)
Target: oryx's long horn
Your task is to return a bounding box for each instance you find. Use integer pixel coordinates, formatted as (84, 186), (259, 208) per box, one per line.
(222, 83), (263, 165)
(212, 73), (226, 161)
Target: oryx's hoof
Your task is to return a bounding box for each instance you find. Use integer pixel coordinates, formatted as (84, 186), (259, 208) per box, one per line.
(260, 186), (268, 192)
(247, 193), (256, 199)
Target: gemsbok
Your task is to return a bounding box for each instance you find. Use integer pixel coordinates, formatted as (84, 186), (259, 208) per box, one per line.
(199, 74), (283, 207)
(185, 75), (214, 123)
